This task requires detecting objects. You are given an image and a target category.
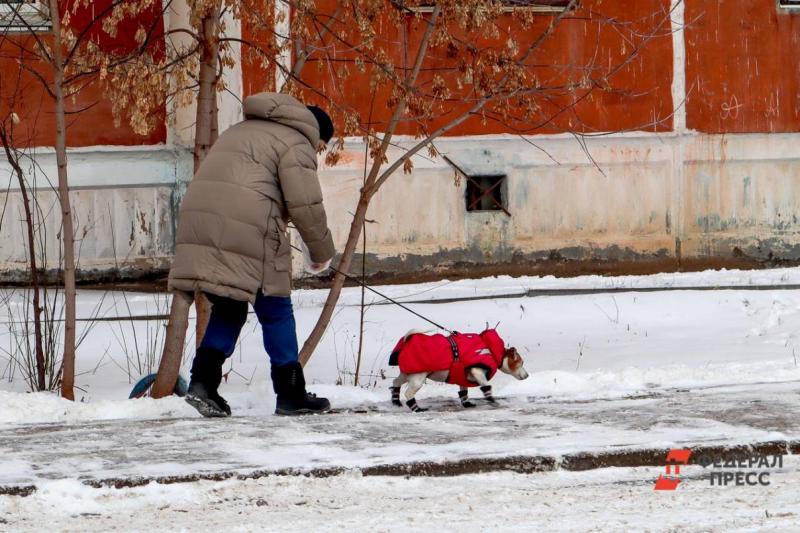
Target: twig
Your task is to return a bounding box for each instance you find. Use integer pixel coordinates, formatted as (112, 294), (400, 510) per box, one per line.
(576, 335), (587, 371)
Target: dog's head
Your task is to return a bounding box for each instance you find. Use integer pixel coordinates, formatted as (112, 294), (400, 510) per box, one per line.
(499, 347), (529, 380)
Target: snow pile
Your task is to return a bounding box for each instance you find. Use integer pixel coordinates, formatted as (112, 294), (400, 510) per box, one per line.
(0, 390), (194, 425)
(4, 477), (204, 517)
(503, 359), (800, 400)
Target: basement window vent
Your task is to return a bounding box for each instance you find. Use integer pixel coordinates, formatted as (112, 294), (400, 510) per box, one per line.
(0, 1), (50, 31)
(466, 174), (509, 214)
(403, 1), (574, 13)
(779, 0), (800, 9)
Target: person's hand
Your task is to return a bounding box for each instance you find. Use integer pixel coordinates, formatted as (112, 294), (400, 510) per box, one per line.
(306, 258), (331, 275)
(300, 240), (332, 274)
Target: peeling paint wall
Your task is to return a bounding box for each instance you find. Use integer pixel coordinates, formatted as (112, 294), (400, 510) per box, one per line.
(681, 135), (800, 259)
(685, 0), (800, 133)
(248, 0), (676, 136)
(0, 185), (176, 280)
(305, 131), (800, 277)
(4, 133), (799, 282)
(3, 1), (800, 282)
(285, 0), (800, 278)
(0, 147), (189, 281)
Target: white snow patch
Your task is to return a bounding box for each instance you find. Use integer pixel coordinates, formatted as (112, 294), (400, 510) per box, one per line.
(0, 391), (195, 425)
(2, 459), (799, 532)
(3, 268), (800, 425)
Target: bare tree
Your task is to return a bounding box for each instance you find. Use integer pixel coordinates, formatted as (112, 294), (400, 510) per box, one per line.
(0, 46), (65, 391)
(148, 2), (217, 396)
(144, 0), (679, 390)
(0, 0), (80, 398)
(0, 110), (66, 392)
(0, 102), (45, 390)
(1, 0), (173, 398)
(44, 0), (78, 399)
(286, 0), (680, 364)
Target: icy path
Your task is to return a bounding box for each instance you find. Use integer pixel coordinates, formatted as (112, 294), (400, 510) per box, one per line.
(3, 380), (799, 488)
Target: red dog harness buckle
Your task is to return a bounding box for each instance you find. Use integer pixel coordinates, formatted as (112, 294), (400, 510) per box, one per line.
(446, 334), (460, 361)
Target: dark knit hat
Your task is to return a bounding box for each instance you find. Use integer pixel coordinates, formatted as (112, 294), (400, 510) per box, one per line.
(307, 105), (334, 144)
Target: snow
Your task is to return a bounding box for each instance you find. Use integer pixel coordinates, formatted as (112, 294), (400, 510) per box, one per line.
(2, 378), (798, 488)
(3, 461), (800, 532)
(2, 268), (800, 529)
(291, 265), (800, 308)
(4, 267), (800, 423)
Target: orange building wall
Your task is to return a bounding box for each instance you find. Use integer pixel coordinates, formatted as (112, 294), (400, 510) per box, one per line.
(0, 0), (166, 148)
(685, 0), (800, 133)
(242, 0), (675, 136)
(241, 0), (277, 96)
(10, 1), (798, 148)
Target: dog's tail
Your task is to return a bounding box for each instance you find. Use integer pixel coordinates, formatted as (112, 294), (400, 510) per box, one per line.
(388, 329), (426, 366)
(388, 335), (403, 366)
(403, 328), (431, 340)
(388, 348), (400, 366)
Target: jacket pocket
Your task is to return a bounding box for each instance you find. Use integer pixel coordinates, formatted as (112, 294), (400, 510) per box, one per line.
(272, 217), (291, 272)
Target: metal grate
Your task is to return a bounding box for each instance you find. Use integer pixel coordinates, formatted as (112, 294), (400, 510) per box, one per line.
(466, 175), (509, 215)
(779, 0), (800, 9)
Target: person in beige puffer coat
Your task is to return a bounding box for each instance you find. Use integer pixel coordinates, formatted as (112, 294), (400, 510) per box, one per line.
(169, 92), (336, 417)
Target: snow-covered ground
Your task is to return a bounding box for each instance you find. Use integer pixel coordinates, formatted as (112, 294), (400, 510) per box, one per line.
(3, 267), (800, 423)
(2, 268), (800, 531)
(2, 378), (798, 487)
(3, 461), (800, 532)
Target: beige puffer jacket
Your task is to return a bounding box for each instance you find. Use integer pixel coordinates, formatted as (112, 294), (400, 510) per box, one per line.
(168, 93), (335, 302)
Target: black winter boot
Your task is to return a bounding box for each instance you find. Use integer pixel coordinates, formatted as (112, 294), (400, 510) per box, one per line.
(185, 347), (231, 418)
(271, 362), (331, 416)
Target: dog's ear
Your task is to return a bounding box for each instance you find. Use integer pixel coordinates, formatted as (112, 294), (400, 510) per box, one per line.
(505, 347), (522, 366)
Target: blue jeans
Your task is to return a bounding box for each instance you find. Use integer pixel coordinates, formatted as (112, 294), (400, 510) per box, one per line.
(198, 292), (299, 367)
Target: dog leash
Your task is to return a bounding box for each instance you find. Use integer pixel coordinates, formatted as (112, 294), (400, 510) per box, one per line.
(290, 244), (452, 333)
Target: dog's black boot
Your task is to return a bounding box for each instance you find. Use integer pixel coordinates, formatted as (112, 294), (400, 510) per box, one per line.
(406, 398), (428, 413)
(185, 347), (231, 418)
(272, 362), (331, 416)
(458, 389), (476, 408)
(391, 386), (402, 406)
(480, 385), (497, 404)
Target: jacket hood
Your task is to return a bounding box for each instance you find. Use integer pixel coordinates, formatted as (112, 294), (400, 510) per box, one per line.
(243, 92), (320, 146)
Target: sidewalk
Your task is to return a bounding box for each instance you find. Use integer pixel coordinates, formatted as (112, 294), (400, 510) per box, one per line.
(3, 379), (799, 492)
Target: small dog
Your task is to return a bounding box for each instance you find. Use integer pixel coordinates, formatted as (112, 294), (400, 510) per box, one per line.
(388, 328), (529, 412)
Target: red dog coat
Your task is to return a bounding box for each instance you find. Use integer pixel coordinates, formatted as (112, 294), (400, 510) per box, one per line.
(389, 329), (506, 388)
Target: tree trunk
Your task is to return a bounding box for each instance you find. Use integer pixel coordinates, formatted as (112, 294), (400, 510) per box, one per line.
(298, 6), (441, 365)
(193, 6), (221, 348)
(299, 193), (370, 366)
(47, 0), (77, 400)
(0, 130), (45, 391)
(151, 290), (192, 397)
(193, 66), (220, 348)
(353, 218), (366, 386)
(152, 3), (221, 398)
(192, 4), (221, 170)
